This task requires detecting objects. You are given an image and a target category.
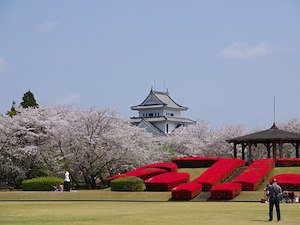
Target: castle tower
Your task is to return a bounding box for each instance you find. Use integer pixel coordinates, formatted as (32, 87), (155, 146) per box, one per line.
(131, 89), (195, 136)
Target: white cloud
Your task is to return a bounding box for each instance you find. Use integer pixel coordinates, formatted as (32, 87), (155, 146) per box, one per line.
(38, 21), (60, 32)
(0, 57), (7, 73)
(54, 94), (80, 105)
(218, 42), (282, 59)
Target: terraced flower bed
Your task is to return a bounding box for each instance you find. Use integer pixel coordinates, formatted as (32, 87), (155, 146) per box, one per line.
(276, 158), (300, 167)
(211, 183), (242, 200)
(145, 172), (190, 191)
(191, 158), (246, 191)
(270, 174), (300, 191)
(171, 183), (202, 200)
(106, 162), (177, 182)
(172, 157), (222, 168)
(231, 159), (275, 191)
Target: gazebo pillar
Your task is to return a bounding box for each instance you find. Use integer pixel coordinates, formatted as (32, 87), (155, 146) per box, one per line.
(272, 141), (277, 160)
(242, 143), (246, 160)
(247, 143), (253, 165)
(264, 143), (271, 158)
(296, 143), (299, 158)
(233, 143), (237, 158)
(279, 141), (284, 158)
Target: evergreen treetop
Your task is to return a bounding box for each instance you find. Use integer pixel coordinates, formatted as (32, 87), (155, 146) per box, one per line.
(20, 90), (39, 108)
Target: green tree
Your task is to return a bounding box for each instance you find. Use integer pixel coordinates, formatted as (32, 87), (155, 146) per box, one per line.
(6, 101), (17, 117)
(20, 90), (39, 108)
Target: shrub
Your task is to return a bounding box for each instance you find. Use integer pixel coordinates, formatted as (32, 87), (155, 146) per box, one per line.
(276, 158), (300, 167)
(172, 157), (222, 168)
(22, 177), (64, 191)
(270, 174), (300, 191)
(231, 159), (275, 191)
(191, 158), (246, 191)
(110, 176), (145, 191)
(145, 172), (190, 191)
(211, 183), (242, 200)
(171, 183), (202, 200)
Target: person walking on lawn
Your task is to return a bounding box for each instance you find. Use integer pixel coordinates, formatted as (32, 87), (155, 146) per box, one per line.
(267, 179), (282, 222)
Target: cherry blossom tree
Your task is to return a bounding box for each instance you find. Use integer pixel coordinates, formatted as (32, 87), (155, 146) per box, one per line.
(53, 107), (167, 189)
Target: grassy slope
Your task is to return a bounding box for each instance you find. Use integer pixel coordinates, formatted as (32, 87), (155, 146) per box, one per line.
(0, 167), (298, 201)
(0, 201), (299, 225)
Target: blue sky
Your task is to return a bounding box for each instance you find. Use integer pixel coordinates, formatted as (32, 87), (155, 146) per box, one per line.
(1, 1), (300, 129)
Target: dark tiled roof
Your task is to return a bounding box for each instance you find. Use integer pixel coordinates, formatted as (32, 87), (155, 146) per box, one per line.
(131, 116), (195, 125)
(227, 123), (300, 143)
(131, 89), (188, 110)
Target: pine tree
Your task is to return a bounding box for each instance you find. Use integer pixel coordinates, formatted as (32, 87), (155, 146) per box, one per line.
(6, 101), (17, 117)
(20, 90), (39, 108)
(11, 101), (16, 112)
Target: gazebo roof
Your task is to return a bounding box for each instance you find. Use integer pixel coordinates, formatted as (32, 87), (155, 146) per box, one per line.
(227, 123), (300, 144)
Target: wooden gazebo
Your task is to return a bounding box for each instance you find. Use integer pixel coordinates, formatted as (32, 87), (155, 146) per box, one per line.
(227, 123), (300, 164)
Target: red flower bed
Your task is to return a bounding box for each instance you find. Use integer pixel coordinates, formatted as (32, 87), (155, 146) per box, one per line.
(145, 172), (190, 191)
(172, 157), (222, 168)
(144, 162), (178, 172)
(231, 159), (275, 191)
(106, 162), (177, 182)
(171, 183), (202, 200)
(191, 158), (246, 191)
(276, 158), (300, 167)
(137, 168), (167, 180)
(106, 174), (128, 182)
(270, 174), (300, 191)
(211, 183), (242, 200)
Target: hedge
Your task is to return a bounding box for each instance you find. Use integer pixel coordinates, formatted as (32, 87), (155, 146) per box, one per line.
(211, 183), (242, 200)
(110, 176), (145, 191)
(270, 174), (300, 191)
(231, 159), (275, 191)
(22, 177), (64, 191)
(191, 158), (246, 191)
(276, 158), (300, 167)
(145, 172), (190, 191)
(171, 183), (202, 200)
(172, 157), (222, 168)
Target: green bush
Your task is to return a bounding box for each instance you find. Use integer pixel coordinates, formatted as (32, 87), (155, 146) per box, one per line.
(111, 176), (145, 191)
(22, 177), (64, 191)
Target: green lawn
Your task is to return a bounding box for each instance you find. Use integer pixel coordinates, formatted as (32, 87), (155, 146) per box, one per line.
(0, 166), (299, 224)
(0, 201), (299, 225)
(177, 167), (208, 181)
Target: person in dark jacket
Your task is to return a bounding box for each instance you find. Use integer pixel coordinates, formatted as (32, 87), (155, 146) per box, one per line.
(267, 179), (282, 221)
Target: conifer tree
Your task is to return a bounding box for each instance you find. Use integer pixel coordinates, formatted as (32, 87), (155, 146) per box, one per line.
(6, 101), (17, 117)
(20, 90), (39, 108)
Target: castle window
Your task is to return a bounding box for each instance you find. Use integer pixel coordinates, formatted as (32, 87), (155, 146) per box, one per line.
(149, 113), (153, 117)
(170, 113), (174, 116)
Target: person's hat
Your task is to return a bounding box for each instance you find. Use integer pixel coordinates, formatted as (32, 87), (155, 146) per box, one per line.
(272, 178), (277, 182)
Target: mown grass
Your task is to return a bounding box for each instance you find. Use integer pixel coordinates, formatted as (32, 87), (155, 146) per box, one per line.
(177, 167), (208, 181)
(0, 166), (298, 202)
(0, 201), (299, 225)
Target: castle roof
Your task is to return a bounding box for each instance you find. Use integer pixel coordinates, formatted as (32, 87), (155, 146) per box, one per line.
(131, 90), (188, 111)
(131, 116), (195, 125)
